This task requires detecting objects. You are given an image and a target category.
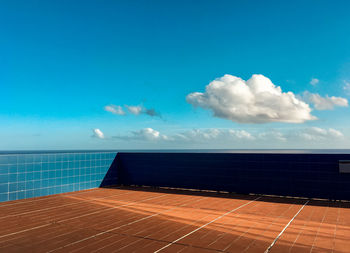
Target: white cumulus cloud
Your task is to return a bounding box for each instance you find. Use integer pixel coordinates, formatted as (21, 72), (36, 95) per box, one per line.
(187, 74), (316, 124)
(92, 129), (105, 139)
(303, 92), (348, 110)
(104, 105), (125, 115)
(310, 78), (319, 86)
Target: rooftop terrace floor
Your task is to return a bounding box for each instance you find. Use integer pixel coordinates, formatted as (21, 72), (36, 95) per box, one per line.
(0, 186), (349, 253)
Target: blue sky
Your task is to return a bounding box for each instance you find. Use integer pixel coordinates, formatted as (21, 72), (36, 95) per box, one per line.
(1, 0), (350, 150)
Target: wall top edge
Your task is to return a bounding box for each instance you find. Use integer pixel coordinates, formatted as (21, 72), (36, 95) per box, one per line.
(0, 150), (119, 155)
(1, 149), (350, 155)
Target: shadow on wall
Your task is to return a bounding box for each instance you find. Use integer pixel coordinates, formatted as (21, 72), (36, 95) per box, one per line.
(99, 153), (120, 187)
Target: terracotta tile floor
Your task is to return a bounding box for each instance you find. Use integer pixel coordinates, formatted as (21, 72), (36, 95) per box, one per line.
(0, 186), (349, 253)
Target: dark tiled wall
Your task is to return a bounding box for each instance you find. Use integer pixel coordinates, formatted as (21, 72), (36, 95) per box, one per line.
(117, 152), (350, 200)
(0, 151), (117, 202)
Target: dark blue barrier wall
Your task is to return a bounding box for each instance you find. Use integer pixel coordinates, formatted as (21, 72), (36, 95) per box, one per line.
(116, 152), (350, 200)
(2, 151), (350, 202)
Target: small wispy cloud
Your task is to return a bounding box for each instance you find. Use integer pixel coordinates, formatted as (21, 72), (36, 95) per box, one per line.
(144, 108), (161, 117)
(92, 129), (105, 139)
(258, 130), (287, 142)
(125, 105), (143, 115)
(114, 128), (168, 141)
(104, 105), (125, 115)
(294, 127), (344, 141)
(105, 104), (161, 118)
(310, 78), (319, 86)
(343, 80), (350, 95)
(303, 92), (348, 110)
(173, 129), (250, 142)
